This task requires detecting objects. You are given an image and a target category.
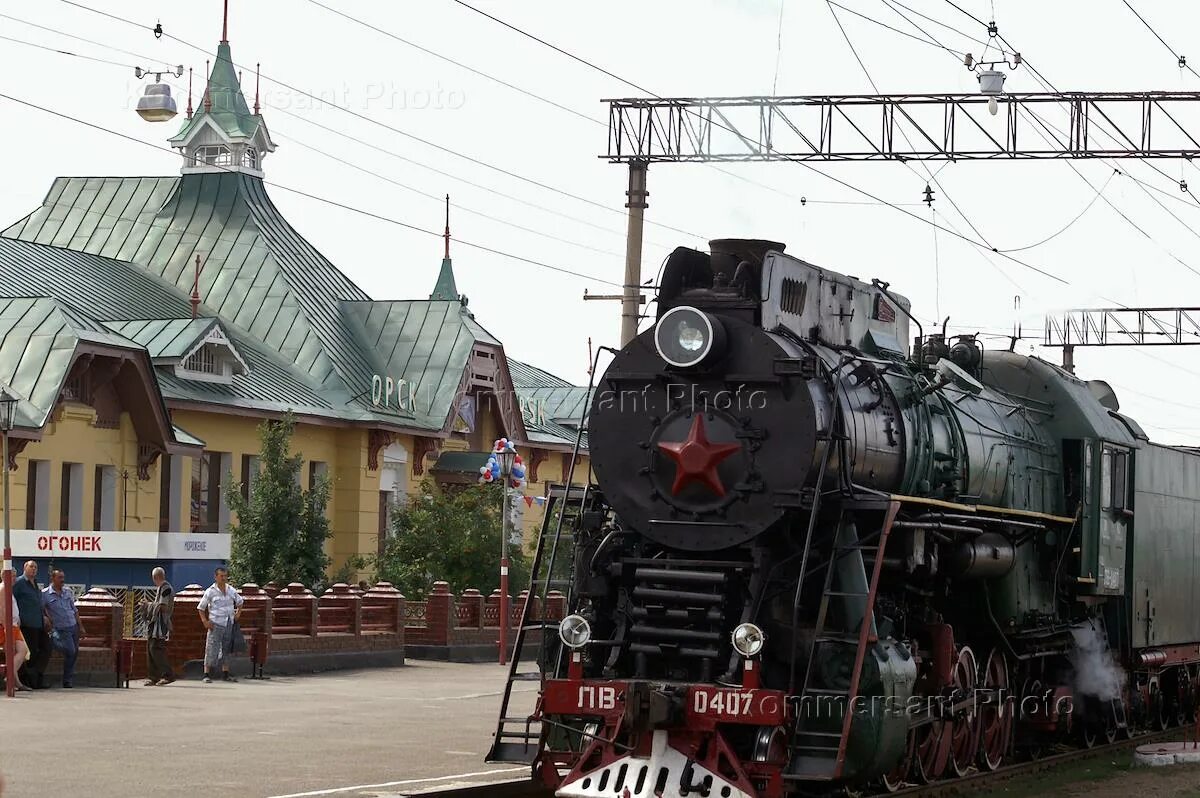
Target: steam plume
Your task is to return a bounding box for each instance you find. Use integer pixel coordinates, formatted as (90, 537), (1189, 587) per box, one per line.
(1069, 621), (1125, 702)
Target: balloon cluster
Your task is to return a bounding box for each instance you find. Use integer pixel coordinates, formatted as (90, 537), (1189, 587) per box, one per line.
(479, 437), (528, 490)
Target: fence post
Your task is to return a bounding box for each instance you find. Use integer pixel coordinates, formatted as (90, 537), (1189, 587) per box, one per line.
(239, 584), (273, 638)
(460, 588), (483, 629)
(426, 582), (454, 646)
(546, 590), (566, 622)
(365, 582), (404, 633)
(76, 587), (122, 650)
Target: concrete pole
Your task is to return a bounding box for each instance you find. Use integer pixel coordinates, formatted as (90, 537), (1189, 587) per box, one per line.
(1062, 344), (1075, 375)
(620, 161), (649, 347)
(3, 430), (12, 698)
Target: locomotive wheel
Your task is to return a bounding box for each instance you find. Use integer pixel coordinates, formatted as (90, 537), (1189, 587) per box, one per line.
(912, 720), (950, 784)
(1176, 668), (1192, 726)
(879, 727), (916, 792)
(949, 647), (981, 778)
(977, 649), (1011, 771)
(1019, 678), (1046, 760)
(1080, 719), (1098, 749)
(1104, 701), (1119, 744)
(1151, 683), (1170, 731)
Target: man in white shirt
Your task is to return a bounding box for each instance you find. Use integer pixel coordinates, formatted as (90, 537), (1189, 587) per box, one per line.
(196, 566), (243, 684)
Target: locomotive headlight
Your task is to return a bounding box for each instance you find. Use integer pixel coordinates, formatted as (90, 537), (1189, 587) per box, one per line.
(731, 622), (766, 658)
(655, 306), (726, 368)
(559, 614), (592, 649)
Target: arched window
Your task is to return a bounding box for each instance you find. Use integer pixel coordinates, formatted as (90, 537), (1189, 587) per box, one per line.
(192, 145), (232, 167)
(242, 147), (258, 169)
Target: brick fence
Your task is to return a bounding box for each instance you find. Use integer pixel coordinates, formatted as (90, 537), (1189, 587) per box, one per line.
(403, 581), (565, 660)
(5, 580), (566, 683)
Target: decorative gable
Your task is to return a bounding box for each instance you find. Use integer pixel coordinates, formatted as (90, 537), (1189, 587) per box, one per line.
(174, 324), (249, 384)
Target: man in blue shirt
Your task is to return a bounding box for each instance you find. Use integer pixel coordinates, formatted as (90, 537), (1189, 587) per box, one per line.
(12, 561), (50, 689)
(42, 568), (82, 688)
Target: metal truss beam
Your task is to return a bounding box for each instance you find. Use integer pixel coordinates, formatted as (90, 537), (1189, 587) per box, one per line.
(604, 92), (1200, 162)
(1044, 308), (1200, 347)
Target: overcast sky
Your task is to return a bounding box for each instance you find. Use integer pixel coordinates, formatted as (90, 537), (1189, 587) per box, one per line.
(4, 0), (1200, 442)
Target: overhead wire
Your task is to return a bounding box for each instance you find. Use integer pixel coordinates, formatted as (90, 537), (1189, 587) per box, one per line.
(0, 91), (624, 288)
(0, 32), (633, 260)
(1117, 0), (1200, 81)
(297, 0), (908, 226)
(448, 0), (1085, 291)
(56, 0), (708, 241)
(0, 11), (648, 245)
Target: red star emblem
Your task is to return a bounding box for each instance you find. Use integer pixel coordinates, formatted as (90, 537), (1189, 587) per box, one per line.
(656, 415), (741, 497)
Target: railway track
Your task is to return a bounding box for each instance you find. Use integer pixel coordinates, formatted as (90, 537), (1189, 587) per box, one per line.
(438, 728), (1186, 798)
(885, 728), (1183, 797)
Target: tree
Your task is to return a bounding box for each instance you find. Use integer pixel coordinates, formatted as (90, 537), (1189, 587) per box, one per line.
(370, 478), (530, 599)
(226, 412), (331, 587)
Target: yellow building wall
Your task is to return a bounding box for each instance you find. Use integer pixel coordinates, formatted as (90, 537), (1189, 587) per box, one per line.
(4, 400), (589, 580)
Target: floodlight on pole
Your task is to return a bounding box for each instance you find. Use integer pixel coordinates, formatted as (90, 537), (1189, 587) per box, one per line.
(0, 384), (17, 699)
(134, 65), (184, 122)
(498, 446), (516, 666)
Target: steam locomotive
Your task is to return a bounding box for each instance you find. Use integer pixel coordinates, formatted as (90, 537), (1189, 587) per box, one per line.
(496, 239), (1200, 796)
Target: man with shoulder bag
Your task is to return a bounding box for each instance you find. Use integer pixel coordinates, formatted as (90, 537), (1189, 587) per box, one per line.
(196, 566), (243, 684)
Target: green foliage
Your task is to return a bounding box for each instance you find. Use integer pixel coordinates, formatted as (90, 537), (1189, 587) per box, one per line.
(226, 412), (331, 587)
(369, 478), (529, 600)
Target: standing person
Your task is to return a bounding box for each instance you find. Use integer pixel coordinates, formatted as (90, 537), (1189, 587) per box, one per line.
(42, 569), (82, 688)
(141, 567), (175, 686)
(12, 561), (50, 689)
(197, 566), (243, 684)
(0, 581), (31, 691)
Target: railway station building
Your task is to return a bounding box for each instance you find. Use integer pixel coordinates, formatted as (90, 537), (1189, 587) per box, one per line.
(0, 31), (591, 597)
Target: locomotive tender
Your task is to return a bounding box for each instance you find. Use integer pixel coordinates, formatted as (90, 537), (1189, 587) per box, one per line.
(499, 239), (1200, 796)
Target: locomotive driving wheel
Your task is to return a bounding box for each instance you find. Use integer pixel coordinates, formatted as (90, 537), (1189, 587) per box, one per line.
(879, 727), (916, 792)
(912, 718), (950, 784)
(949, 646), (981, 777)
(977, 648), (1010, 771)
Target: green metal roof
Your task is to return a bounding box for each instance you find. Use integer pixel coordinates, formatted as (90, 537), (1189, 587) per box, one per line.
(172, 424), (205, 447)
(0, 237), (346, 421)
(169, 41), (263, 144)
(509, 358), (591, 448)
(430, 257), (460, 301)
(430, 450), (491, 474)
(2, 174), (589, 446)
(103, 317), (220, 361)
(340, 299), (500, 429)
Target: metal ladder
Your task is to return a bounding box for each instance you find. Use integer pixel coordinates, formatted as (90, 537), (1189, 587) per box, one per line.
(487, 481), (593, 764)
(788, 503), (897, 780)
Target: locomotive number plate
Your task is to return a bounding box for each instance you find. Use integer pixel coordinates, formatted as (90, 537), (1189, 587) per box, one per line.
(686, 686), (786, 725)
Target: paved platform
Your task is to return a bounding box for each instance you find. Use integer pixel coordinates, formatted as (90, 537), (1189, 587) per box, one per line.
(0, 662), (538, 798)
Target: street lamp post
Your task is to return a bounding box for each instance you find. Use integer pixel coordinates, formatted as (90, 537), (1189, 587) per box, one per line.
(0, 386), (17, 698)
(498, 447), (516, 666)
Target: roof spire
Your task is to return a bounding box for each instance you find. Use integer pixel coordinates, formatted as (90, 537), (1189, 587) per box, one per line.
(186, 66), (193, 119)
(430, 196), (460, 302)
(253, 62), (261, 115)
(191, 254), (205, 319)
(222, 0), (229, 43)
(203, 59), (212, 111)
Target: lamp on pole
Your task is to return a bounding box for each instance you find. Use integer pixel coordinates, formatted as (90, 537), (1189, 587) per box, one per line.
(498, 446), (517, 666)
(0, 385), (17, 698)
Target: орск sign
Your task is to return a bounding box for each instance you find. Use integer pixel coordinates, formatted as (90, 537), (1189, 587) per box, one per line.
(10, 530), (232, 560)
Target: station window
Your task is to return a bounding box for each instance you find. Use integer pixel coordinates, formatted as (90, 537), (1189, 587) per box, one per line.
(25, 460), (50, 529)
(192, 144), (232, 167)
(309, 460), (328, 491)
(241, 454), (260, 502)
(191, 451), (229, 533)
(59, 463), (83, 531)
(94, 465), (117, 530)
